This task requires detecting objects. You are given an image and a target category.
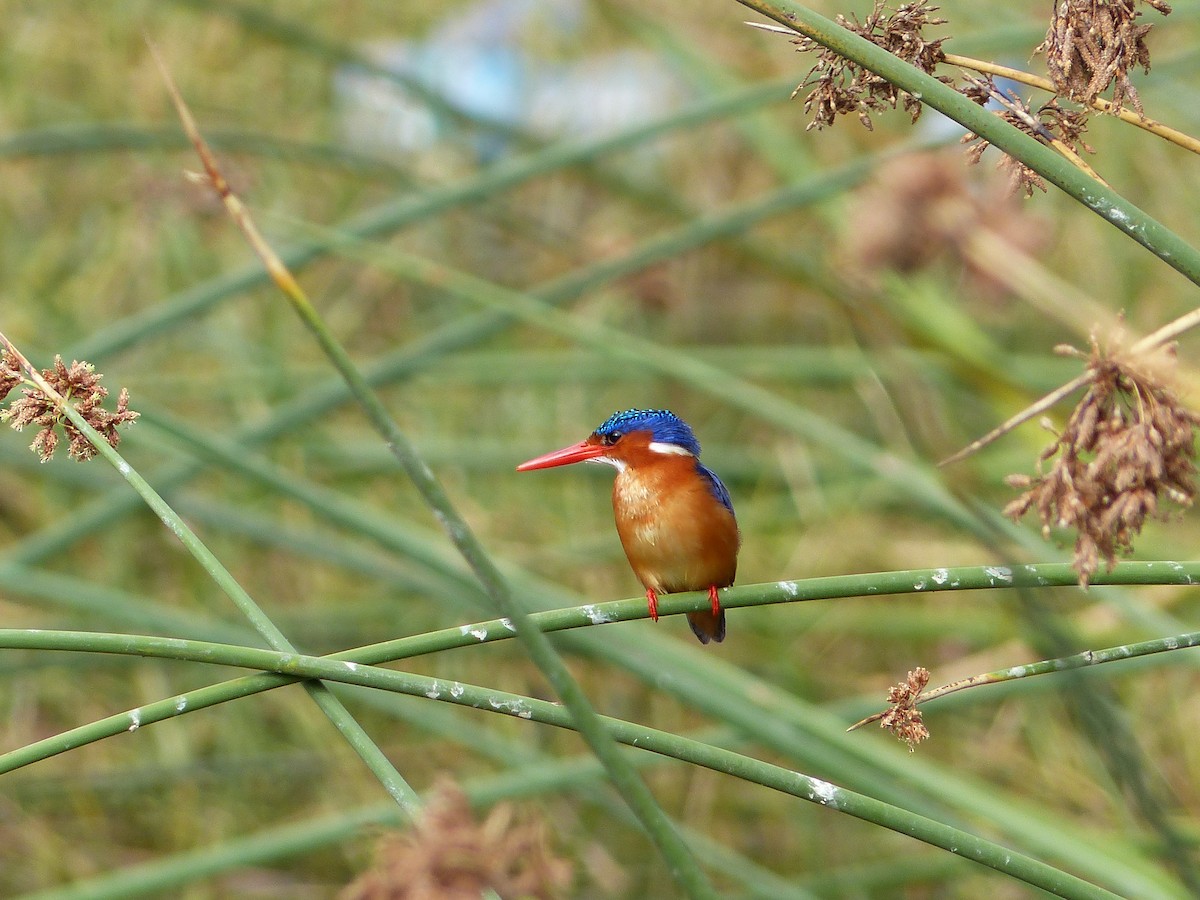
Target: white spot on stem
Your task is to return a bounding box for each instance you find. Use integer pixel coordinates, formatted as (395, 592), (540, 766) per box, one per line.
(808, 777), (840, 807)
(488, 697), (532, 719)
(983, 566), (1013, 584)
(582, 604), (613, 624)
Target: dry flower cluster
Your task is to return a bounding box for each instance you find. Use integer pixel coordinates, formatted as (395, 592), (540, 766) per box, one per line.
(1040, 0), (1173, 114)
(1004, 338), (1200, 586)
(844, 150), (1046, 294)
(961, 86), (1098, 197)
(0, 351), (139, 462)
(0, 353), (21, 401)
(790, 0), (950, 130)
(785, 0), (1172, 194)
(340, 782), (571, 900)
(878, 667), (931, 750)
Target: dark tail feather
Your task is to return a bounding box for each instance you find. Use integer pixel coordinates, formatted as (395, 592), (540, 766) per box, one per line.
(686, 609), (726, 644)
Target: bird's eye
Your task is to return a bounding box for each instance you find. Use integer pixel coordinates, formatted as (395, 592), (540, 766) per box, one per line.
(600, 431), (621, 446)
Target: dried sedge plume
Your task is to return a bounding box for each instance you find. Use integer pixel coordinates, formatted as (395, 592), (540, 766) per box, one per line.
(0, 351), (21, 402)
(1042, 98), (1097, 157)
(879, 667), (931, 750)
(340, 781), (571, 900)
(0, 352), (139, 462)
(844, 149), (1045, 297)
(955, 74), (995, 108)
(1038, 0), (1172, 115)
(791, 1), (951, 130)
(1005, 336), (1200, 586)
(960, 87), (1047, 197)
(961, 78), (1099, 198)
(960, 78), (1102, 200)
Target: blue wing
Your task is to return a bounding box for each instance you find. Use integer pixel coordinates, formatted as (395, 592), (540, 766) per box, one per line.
(697, 463), (735, 514)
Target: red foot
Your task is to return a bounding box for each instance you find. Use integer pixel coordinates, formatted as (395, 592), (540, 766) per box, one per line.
(708, 585), (722, 618)
(646, 588), (659, 622)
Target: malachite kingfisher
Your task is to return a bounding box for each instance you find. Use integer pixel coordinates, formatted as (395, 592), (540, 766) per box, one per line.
(517, 408), (740, 644)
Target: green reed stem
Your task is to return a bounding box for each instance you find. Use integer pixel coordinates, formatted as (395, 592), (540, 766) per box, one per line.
(166, 92), (718, 893)
(0, 626), (1126, 899)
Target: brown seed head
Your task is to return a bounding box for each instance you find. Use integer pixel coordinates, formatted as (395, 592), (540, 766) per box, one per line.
(844, 148), (1046, 295)
(0, 351), (21, 402)
(1038, 0), (1172, 115)
(791, 1), (951, 131)
(879, 666), (932, 749)
(0, 355), (139, 462)
(340, 780), (572, 900)
(1004, 334), (1200, 585)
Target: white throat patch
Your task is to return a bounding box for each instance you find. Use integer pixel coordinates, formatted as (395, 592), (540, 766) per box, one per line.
(647, 441), (693, 457)
(589, 456), (627, 471)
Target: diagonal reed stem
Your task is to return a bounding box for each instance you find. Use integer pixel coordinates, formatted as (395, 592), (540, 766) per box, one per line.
(148, 42), (716, 896)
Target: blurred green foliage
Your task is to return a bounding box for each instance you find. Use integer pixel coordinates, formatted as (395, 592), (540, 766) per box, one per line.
(2, 0), (1200, 896)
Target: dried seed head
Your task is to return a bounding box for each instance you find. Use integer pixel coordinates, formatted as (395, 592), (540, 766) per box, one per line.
(0, 354), (139, 463)
(790, 1), (951, 130)
(340, 780), (572, 900)
(1038, 0), (1172, 115)
(841, 149), (1046, 295)
(959, 83), (1052, 197)
(879, 666), (932, 750)
(1005, 334), (1200, 585)
(959, 79), (1103, 198)
(0, 351), (20, 402)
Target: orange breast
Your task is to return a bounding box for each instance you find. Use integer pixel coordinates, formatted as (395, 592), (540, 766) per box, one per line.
(610, 459), (739, 594)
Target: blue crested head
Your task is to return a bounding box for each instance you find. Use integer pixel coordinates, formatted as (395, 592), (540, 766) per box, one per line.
(593, 408), (701, 456)
(593, 408), (733, 514)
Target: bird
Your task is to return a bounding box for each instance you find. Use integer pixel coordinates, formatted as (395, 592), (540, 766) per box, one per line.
(517, 408), (740, 643)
